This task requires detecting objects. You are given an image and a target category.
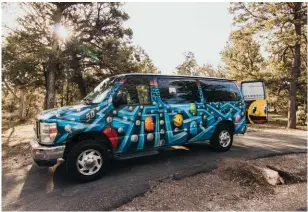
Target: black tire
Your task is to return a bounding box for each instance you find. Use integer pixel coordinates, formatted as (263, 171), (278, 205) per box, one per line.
(210, 124), (233, 152)
(66, 139), (110, 182)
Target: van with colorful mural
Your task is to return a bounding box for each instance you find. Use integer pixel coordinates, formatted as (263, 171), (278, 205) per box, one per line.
(31, 74), (247, 182)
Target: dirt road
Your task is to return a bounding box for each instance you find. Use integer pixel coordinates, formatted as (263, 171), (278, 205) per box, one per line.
(2, 123), (307, 211)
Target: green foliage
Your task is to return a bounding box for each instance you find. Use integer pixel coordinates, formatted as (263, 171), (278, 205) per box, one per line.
(198, 64), (227, 78)
(133, 46), (159, 74)
(296, 107), (307, 126)
(2, 2), (158, 116)
(226, 2), (307, 128)
(176, 52), (198, 76)
(221, 30), (265, 81)
(64, 3), (136, 73)
(175, 51), (225, 78)
(2, 32), (48, 90)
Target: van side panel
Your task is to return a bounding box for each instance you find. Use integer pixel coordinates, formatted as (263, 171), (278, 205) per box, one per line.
(198, 80), (246, 135)
(151, 77), (246, 148)
(53, 76), (246, 154)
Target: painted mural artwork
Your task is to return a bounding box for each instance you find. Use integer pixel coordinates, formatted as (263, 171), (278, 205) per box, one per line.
(241, 81), (267, 124)
(246, 99), (267, 124)
(37, 76), (246, 154)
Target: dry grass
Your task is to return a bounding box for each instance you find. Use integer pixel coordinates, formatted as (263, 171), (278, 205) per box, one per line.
(249, 113), (307, 131)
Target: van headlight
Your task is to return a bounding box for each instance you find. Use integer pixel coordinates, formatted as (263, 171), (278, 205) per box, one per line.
(39, 123), (58, 145)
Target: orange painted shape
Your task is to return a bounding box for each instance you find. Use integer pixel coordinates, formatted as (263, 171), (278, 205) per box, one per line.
(145, 116), (154, 131)
(173, 114), (183, 127)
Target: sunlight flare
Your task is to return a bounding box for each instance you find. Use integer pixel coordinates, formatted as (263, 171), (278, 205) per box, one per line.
(54, 24), (72, 41)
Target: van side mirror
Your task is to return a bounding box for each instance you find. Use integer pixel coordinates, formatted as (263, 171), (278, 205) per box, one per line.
(112, 91), (127, 107)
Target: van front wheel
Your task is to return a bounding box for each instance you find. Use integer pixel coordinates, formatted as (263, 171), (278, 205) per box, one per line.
(66, 139), (110, 182)
(210, 124), (233, 152)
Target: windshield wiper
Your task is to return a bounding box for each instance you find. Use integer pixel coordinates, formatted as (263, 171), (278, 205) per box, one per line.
(81, 98), (94, 105)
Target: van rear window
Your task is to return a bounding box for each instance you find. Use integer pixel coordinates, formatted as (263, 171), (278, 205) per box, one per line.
(200, 80), (241, 102)
(158, 78), (201, 104)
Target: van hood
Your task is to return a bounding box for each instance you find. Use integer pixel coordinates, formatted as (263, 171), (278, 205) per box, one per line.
(37, 102), (109, 122)
(36, 100), (113, 144)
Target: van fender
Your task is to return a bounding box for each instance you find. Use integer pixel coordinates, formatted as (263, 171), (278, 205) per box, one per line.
(214, 120), (235, 134)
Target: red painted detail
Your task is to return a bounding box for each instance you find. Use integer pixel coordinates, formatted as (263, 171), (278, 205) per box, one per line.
(252, 118), (267, 124)
(119, 79), (126, 84)
(150, 80), (157, 86)
(102, 128), (118, 151)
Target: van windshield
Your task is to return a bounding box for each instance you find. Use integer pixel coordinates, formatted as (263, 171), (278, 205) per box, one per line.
(82, 76), (120, 104)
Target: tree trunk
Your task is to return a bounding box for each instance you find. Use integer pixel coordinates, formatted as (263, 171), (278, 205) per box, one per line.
(45, 5), (63, 109)
(66, 78), (70, 105)
(61, 79), (64, 107)
(26, 96), (32, 117)
(287, 3), (302, 129)
(4, 81), (19, 99)
(19, 90), (26, 120)
(72, 53), (87, 98)
(75, 70), (87, 98)
(43, 63), (48, 110)
(288, 66), (298, 128)
(304, 98), (307, 114)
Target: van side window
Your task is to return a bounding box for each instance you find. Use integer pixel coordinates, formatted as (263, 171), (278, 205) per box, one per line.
(200, 80), (240, 102)
(119, 77), (150, 105)
(158, 78), (201, 104)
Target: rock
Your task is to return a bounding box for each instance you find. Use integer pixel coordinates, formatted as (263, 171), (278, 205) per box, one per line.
(259, 167), (285, 185)
(216, 159), (286, 187)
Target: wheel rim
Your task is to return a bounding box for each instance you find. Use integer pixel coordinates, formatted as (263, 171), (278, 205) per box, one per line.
(76, 149), (103, 176)
(219, 130), (231, 148)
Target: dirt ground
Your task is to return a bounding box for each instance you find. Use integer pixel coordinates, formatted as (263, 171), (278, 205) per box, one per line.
(249, 113), (307, 131)
(117, 153), (307, 211)
(2, 121), (34, 173)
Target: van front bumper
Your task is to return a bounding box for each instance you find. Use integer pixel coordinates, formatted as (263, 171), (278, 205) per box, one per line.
(30, 139), (65, 167)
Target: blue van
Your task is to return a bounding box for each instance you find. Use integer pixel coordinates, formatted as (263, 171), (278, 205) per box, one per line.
(31, 74), (247, 182)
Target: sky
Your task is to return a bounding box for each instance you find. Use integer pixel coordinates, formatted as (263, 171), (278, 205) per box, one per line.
(123, 2), (234, 74)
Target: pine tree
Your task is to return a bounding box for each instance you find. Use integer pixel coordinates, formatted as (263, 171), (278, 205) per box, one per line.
(229, 2), (307, 128)
(221, 30), (265, 81)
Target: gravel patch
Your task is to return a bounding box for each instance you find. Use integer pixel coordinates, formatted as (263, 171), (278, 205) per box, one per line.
(117, 153), (307, 211)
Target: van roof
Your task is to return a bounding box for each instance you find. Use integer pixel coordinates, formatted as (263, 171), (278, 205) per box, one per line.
(114, 73), (235, 81)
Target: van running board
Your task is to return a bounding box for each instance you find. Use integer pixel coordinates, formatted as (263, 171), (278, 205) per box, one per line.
(113, 150), (159, 160)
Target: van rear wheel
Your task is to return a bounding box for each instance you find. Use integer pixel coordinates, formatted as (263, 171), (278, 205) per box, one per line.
(210, 124), (233, 152)
(66, 139), (110, 182)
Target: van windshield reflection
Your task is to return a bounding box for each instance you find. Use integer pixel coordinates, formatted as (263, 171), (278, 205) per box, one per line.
(82, 77), (119, 104)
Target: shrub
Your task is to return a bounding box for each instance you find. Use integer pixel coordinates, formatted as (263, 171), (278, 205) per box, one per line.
(296, 106), (307, 126)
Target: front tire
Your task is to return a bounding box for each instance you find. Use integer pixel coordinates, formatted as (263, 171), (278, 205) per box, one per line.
(210, 124), (233, 152)
(66, 139), (110, 182)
